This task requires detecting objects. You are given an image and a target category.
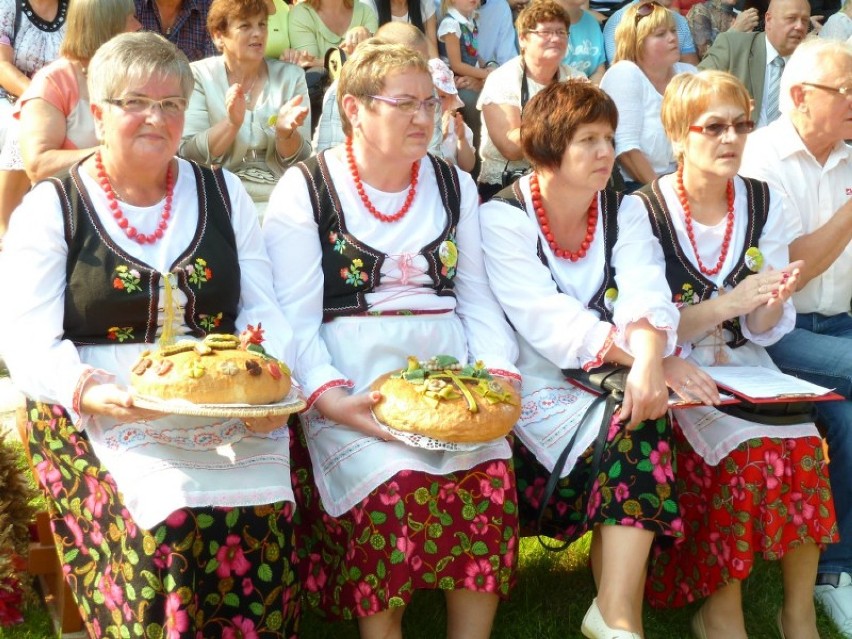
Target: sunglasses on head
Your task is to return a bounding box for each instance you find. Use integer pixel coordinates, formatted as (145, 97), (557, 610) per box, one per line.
(634, 1), (663, 23)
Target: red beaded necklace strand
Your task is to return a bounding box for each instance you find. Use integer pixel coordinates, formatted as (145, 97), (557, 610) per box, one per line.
(95, 150), (174, 245)
(530, 173), (598, 262)
(675, 164), (735, 276)
(346, 137), (419, 223)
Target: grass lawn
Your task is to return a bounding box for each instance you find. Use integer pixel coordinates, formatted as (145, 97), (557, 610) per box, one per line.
(2, 439), (844, 639)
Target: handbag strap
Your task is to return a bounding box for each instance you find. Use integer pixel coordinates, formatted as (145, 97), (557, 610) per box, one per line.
(535, 392), (618, 552)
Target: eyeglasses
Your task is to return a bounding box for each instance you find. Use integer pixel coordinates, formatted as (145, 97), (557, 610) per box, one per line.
(106, 96), (189, 116)
(368, 94), (442, 114)
(634, 1), (662, 23)
(526, 28), (569, 39)
(801, 82), (852, 97)
(688, 120), (756, 137)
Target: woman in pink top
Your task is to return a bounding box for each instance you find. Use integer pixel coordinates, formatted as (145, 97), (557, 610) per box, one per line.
(0, 0), (139, 235)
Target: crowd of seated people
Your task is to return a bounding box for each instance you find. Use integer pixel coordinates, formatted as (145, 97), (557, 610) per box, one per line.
(1, 0), (851, 638)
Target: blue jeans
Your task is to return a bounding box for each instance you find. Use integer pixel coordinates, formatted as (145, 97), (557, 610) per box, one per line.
(767, 312), (852, 574)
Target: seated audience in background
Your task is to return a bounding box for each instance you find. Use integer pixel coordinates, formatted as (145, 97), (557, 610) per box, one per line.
(600, 1), (696, 191)
(181, 0), (311, 220)
(17, 0), (139, 186)
(265, 0), (323, 67)
(687, 0), (759, 58)
(264, 40), (521, 639)
(820, 0), (852, 38)
(288, 0), (377, 61)
(0, 31), (302, 639)
(363, 0), (440, 57)
(477, 1), (585, 201)
(739, 37), (852, 638)
(478, 0), (521, 65)
(429, 57), (476, 171)
(312, 22), (443, 155)
(481, 79), (686, 639)
(698, 0), (810, 126)
(0, 0), (68, 235)
(604, 0), (699, 64)
(631, 69), (836, 639)
(438, 0), (494, 148)
(556, 0), (606, 82)
(134, 0), (216, 61)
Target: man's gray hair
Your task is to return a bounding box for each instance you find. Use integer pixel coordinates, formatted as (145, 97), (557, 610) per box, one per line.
(780, 36), (852, 114)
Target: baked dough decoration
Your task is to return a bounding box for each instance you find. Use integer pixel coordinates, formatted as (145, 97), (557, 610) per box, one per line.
(130, 324), (291, 405)
(371, 355), (520, 443)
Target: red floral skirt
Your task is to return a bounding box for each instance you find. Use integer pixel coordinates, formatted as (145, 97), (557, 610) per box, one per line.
(646, 427), (838, 608)
(290, 420), (519, 621)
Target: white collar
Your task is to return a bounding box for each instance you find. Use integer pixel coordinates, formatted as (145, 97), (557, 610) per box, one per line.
(764, 37), (785, 66)
(447, 7), (477, 28)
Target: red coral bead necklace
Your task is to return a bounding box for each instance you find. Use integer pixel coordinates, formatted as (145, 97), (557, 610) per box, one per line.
(676, 163), (735, 276)
(346, 137), (419, 223)
(95, 150), (174, 245)
(530, 172), (598, 262)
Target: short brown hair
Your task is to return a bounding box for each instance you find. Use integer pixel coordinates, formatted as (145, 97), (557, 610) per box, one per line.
(614, 1), (675, 63)
(661, 71), (752, 151)
(337, 40), (430, 137)
(516, 0), (571, 35)
(207, 0), (268, 37)
(521, 79), (618, 170)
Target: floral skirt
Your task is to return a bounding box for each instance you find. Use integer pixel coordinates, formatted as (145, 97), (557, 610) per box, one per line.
(289, 420), (519, 621)
(26, 400), (301, 638)
(514, 414), (682, 542)
(646, 427), (838, 608)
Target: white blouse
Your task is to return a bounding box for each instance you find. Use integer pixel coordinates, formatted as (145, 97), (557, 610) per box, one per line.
(599, 61), (696, 180)
(480, 174), (679, 369)
(263, 149), (520, 399)
(0, 159), (297, 527)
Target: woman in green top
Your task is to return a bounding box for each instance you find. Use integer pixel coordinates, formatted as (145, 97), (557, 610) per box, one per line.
(287, 0), (378, 65)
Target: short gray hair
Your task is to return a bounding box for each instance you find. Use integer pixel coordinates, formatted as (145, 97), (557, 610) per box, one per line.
(780, 36), (852, 114)
(88, 32), (194, 105)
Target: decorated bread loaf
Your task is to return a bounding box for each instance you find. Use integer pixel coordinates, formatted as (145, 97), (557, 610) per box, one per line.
(370, 355), (520, 443)
(130, 325), (291, 405)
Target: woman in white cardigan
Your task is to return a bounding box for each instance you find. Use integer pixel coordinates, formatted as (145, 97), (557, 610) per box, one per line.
(180, 0), (311, 219)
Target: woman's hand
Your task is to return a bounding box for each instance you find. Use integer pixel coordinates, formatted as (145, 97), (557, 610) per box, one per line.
(312, 387), (397, 441)
(730, 7), (759, 31)
(452, 111), (466, 139)
(243, 416), (289, 433)
(663, 356), (720, 405)
(279, 49), (320, 68)
(726, 260), (803, 316)
(80, 383), (160, 423)
(340, 26), (371, 55)
(618, 358), (669, 429)
(225, 82), (248, 127)
(275, 94), (310, 140)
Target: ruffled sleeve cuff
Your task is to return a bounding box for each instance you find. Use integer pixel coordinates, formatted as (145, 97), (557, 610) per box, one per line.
(302, 363), (354, 409)
(581, 323), (617, 371)
(67, 367), (116, 430)
(739, 298), (796, 347)
(479, 355), (520, 382)
(613, 302), (680, 357)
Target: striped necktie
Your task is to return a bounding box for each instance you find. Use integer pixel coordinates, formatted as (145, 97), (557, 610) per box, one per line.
(764, 56), (785, 124)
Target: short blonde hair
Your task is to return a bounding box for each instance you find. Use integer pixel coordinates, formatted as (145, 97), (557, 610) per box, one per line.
(661, 71), (752, 151)
(59, 0), (135, 62)
(614, 1), (676, 63)
(337, 40), (430, 137)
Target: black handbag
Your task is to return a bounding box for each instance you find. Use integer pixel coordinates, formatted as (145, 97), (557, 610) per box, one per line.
(718, 399), (814, 425)
(534, 364), (629, 551)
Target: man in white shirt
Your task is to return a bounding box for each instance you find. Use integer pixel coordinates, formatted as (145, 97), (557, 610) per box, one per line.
(740, 37), (852, 637)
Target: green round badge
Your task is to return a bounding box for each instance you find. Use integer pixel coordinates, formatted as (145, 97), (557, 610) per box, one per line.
(439, 240), (458, 269)
(745, 247), (764, 272)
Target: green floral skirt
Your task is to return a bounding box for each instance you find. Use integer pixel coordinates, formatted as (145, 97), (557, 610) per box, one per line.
(26, 400), (300, 638)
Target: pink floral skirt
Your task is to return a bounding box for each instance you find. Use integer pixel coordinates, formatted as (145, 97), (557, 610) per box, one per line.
(646, 427), (838, 608)
(290, 421), (519, 621)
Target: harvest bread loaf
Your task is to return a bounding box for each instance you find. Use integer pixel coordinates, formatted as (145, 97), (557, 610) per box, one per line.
(130, 325), (291, 405)
(371, 355), (520, 443)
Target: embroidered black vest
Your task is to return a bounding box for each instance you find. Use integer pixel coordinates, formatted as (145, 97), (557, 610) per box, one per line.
(298, 151), (461, 321)
(491, 182), (623, 323)
(635, 176), (769, 349)
(59, 160), (240, 346)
